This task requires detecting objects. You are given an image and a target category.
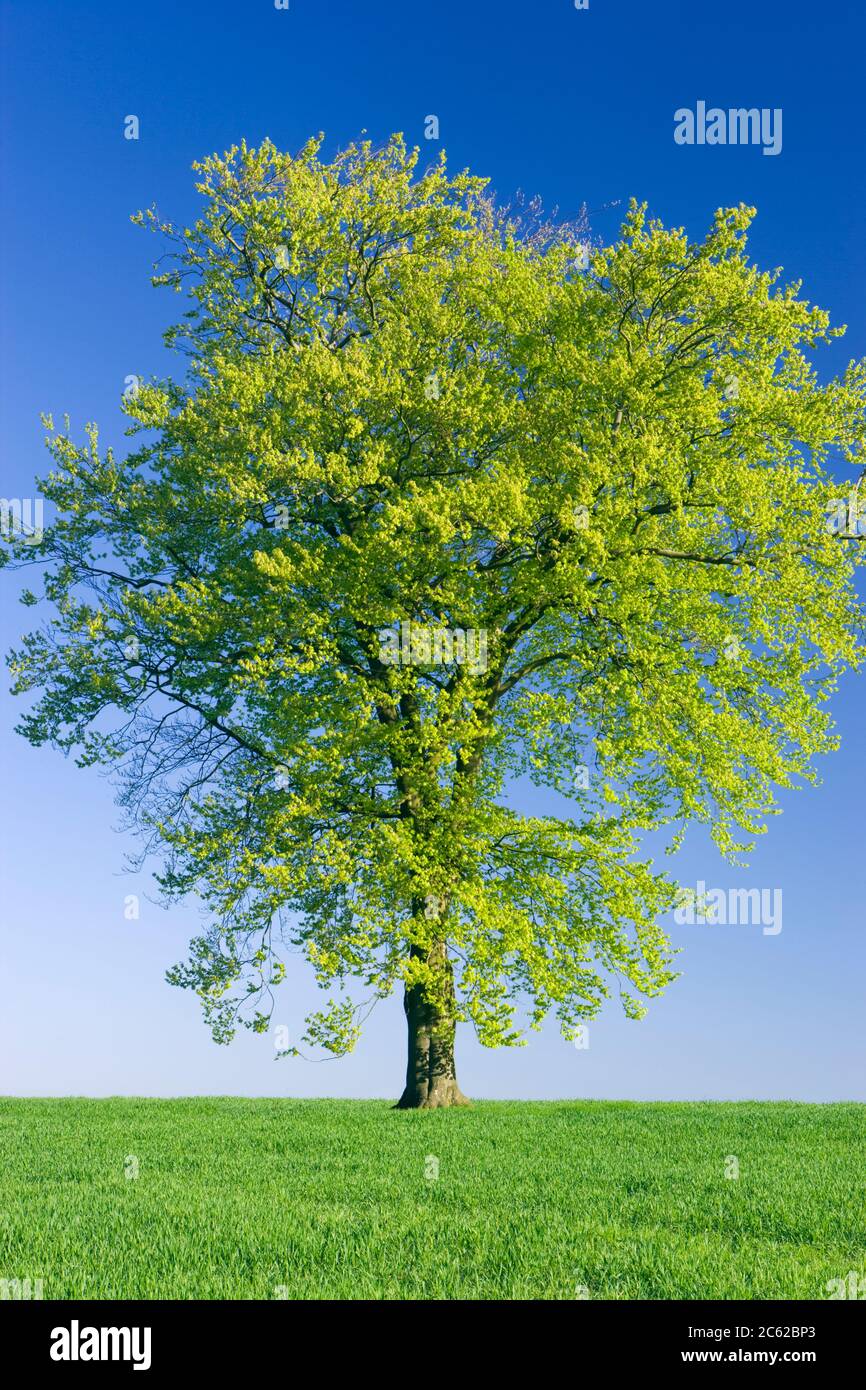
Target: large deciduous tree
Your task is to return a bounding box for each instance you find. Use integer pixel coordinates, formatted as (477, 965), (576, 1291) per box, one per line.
(4, 136), (865, 1106)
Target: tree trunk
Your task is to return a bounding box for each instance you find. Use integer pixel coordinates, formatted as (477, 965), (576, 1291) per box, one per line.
(394, 947), (470, 1109)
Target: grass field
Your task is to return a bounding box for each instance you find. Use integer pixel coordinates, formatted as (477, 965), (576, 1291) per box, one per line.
(1, 1098), (864, 1300)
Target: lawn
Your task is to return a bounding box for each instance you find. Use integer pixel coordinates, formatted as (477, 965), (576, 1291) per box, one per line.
(1, 1098), (863, 1300)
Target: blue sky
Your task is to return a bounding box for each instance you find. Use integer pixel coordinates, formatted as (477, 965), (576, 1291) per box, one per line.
(1, 0), (864, 1100)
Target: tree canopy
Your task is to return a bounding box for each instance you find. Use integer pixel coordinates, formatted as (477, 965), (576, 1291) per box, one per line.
(4, 134), (865, 1104)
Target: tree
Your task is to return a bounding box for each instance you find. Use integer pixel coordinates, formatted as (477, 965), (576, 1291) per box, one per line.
(4, 135), (865, 1107)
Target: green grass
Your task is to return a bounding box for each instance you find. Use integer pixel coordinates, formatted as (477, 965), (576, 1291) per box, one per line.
(1, 1098), (864, 1299)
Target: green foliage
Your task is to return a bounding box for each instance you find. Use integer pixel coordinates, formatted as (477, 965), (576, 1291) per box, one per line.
(4, 135), (865, 1055)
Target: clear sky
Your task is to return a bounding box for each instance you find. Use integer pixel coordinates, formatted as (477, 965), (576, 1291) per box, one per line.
(1, 0), (864, 1101)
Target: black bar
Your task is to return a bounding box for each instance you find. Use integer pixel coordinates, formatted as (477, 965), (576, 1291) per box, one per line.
(2, 1298), (860, 1374)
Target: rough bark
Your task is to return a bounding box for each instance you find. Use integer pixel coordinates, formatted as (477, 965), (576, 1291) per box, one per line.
(394, 945), (470, 1109)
